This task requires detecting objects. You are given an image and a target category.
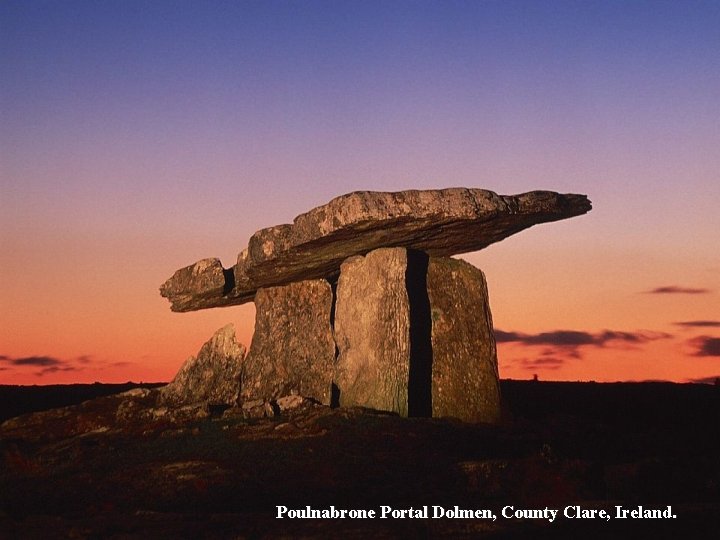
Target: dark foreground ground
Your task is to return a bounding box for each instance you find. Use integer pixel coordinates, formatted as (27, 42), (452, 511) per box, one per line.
(1, 380), (718, 539)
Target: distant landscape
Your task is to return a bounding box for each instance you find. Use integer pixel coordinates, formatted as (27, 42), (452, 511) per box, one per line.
(2, 379), (718, 538)
(2, 379), (718, 425)
(0, 382), (166, 423)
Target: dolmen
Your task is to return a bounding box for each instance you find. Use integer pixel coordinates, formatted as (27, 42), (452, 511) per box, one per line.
(160, 188), (591, 423)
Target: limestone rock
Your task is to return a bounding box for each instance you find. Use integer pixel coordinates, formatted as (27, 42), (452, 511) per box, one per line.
(241, 280), (336, 404)
(115, 399), (210, 425)
(332, 247), (500, 422)
(333, 248), (411, 416)
(427, 257), (501, 423)
(116, 398), (149, 423)
(159, 258), (233, 312)
(117, 388), (152, 399)
(276, 394), (307, 412)
(237, 399), (275, 419)
(160, 324), (245, 407)
(161, 189), (591, 311)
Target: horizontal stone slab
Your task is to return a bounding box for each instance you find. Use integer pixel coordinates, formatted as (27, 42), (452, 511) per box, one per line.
(161, 188), (591, 311)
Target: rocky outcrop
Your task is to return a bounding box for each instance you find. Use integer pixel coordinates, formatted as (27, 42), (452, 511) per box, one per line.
(333, 248), (412, 416)
(427, 257), (500, 423)
(159, 324), (245, 407)
(241, 280), (336, 404)
(160, 189), (591, 311)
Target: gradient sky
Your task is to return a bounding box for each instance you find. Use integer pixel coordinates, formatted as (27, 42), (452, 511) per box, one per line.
(2, 0), (719, 385)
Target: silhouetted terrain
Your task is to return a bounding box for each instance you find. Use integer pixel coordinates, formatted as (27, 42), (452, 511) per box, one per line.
(1, 380), (718, 538)
(4, 379), (716, 426)
(0, 382), (166, 423)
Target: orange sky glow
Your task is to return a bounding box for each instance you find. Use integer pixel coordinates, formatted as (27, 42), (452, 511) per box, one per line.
(2, 2), (718, 385)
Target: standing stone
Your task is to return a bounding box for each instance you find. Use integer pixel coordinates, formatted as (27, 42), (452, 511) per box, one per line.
(333, 248), (411, 416)
(160, 323), (245, 407)
(333, 247), (500, 423)
(241, 279), (336, 404)
(427, 258), (501, 423)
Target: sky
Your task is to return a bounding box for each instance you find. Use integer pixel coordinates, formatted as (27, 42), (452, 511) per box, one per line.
(1, 0), (718, 385)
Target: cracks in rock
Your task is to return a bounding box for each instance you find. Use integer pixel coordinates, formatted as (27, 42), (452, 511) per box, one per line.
(325, 250), (434, 415)
(327, 276), (341, 409)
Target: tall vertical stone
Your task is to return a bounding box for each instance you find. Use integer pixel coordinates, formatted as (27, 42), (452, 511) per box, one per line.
(333, 247), (500, 423)
(241, 279), (336, 404)
(427, 257), (500, 423)
(333, 248), (411, 416)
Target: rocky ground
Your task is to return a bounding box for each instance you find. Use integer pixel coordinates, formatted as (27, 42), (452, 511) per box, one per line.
(1, 381), (718, 539)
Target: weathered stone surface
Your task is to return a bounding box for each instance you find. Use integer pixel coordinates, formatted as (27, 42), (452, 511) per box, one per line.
(116, 398), (210, 425)
(276, 394), (307, 412)
(160, 324), (245, 407)
(159, 258), (234, 312)
(427, 257), (501, 423)
(333, 248), (411, 416)
(236, 400), (276, 419)
(161, 189), (591, 311)
(118, 388), (152, 399)
(241, 279), (336, 404)
(333, 247), (501, 422)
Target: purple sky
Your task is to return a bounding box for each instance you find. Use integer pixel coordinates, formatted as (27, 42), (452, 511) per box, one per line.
(1, 1), (719, 384)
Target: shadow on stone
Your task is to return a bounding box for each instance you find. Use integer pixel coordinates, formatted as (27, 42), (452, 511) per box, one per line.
(330, 382), (340, 409)
(406, 249), (433, 418)
(329, 278), (341, 409)
(222, 267), (236, 295)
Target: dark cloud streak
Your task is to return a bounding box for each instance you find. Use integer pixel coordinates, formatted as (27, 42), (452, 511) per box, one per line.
(0, 354), (99, 373)
(8, 356), (64, 367)
(525, 331), (596, 346)
(689, 336), (720, 357)
(494, 330), (524, 343)
(36, 366), (80, 376)
(495, 329), (670, 347)
(646, 286), (710, 294)
(674, 320), (720, 328)
(520, 357), (565, 370)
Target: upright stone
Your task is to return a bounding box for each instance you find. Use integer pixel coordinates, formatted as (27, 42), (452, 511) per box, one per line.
(160, 323), (245, 407)
(427, 257), (500, 423)
(241, 279), (336, 404)
(333, 248), (411, 416)
(334, 248), (500, 423)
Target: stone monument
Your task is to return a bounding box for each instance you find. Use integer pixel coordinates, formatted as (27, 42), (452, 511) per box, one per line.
(160, 188), (591, 423)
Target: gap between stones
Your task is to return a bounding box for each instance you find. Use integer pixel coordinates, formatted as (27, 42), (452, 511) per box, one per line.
(406, 250), (433, 418)
(327, 250), (434, 417)
(328, 276), (341, 409)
